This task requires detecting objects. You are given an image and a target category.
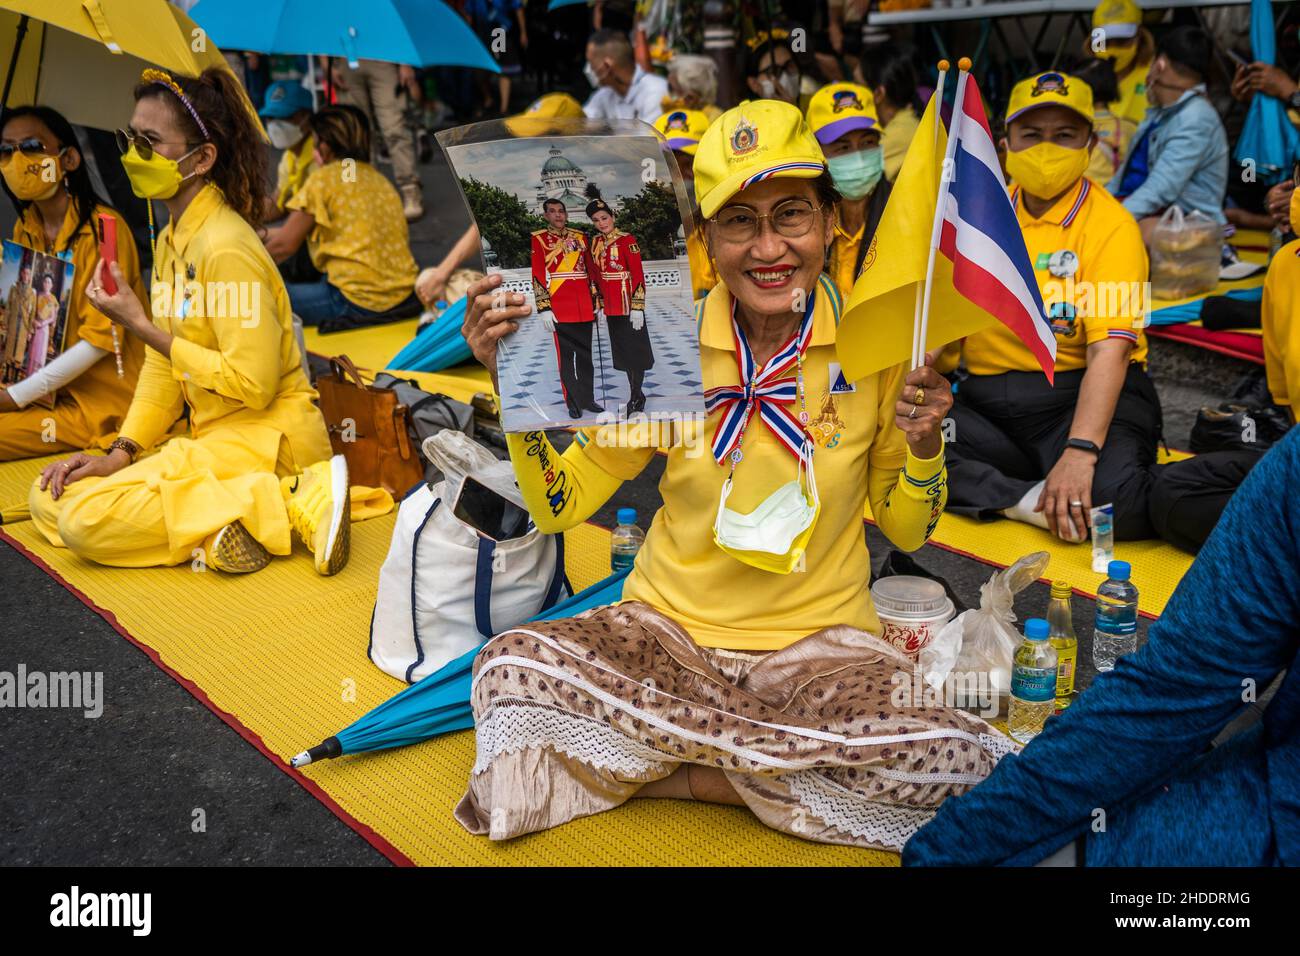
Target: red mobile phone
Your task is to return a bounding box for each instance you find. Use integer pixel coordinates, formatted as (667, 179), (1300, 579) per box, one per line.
(97, 212), (118, 296)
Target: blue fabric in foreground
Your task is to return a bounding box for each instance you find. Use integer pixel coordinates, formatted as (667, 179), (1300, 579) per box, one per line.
(387, 297), (474, 373)
(1147, 286), (1262, 327)
(335, 567), (631, 753)
(903, 429), (1300, 867)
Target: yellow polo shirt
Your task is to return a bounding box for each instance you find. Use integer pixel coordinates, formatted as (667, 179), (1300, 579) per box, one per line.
(1115, 61), (1153, 127)
(12, 201), (146, 448)
(882, 104), (920, 182)
(274, 134), (317, 211)
(828, 219), (865, 302)
(121, 183), (331, 469)
(287, 159), (418, 312)
(505, 272), (947, 650)
(964, 177), (1149, 376)
(1263, 238), (1300, 411)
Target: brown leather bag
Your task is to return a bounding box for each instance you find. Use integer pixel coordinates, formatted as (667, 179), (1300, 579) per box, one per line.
(315, 355), (424, 495)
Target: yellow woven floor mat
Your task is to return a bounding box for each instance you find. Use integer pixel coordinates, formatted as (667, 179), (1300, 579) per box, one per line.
(302, 319), (421, 374)
(0, 478), (896, 866)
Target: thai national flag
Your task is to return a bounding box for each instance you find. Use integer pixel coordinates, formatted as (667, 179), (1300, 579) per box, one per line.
(938, 75), (1056, 382)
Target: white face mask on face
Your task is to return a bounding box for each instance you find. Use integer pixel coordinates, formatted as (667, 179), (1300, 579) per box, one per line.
(266, 119), (304, 151)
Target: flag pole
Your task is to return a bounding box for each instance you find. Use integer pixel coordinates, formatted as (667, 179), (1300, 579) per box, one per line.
(915, 57), (971, 370)
(912, 60), (949, 370)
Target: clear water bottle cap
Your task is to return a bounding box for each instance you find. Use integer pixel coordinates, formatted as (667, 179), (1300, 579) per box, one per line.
(617, 507), (637, 525)
(1108, 560), (1131, 581)
(1024, 618), (1050, 640)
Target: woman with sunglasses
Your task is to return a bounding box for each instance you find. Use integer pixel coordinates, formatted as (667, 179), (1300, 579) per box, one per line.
(0, 106), (146, 461)
(28, 68), (353, 578)
(454, 101), (1014, 851)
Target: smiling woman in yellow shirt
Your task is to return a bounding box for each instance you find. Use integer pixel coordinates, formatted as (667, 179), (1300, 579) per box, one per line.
(451, 101), (1014, 853)
(264, 105), (419, 328)
(28, 67), (356, 577)
(0, 106), (145, 460)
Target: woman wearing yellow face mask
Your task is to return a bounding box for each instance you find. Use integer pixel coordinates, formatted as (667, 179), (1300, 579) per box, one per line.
(28, 68), (356, 578)
(1088, 0), (1155, 126)
(0, 106), (146, 461)
(451, 101), (1016, 852)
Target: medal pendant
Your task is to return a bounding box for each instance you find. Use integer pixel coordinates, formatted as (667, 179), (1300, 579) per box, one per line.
(730, 448), (744, 464)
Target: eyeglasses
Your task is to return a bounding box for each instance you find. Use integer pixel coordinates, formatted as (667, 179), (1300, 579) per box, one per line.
(115, 128), (197, 161)
(0, 138), (52, 162)
(711, 199), (825, 243)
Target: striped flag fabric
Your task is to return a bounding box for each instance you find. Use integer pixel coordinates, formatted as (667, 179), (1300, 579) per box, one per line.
(939, 73), (1056, 381)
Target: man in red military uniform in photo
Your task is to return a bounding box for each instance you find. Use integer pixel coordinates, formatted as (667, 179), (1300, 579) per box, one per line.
(531, 198), (603, 418)
(587, 188), (655, 415)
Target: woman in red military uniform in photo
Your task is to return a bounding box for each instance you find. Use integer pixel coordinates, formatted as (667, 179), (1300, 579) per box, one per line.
(586, 187), (655, 415)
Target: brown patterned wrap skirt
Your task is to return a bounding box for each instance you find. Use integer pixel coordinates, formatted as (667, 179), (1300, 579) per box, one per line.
(454, 601), (1018, 851)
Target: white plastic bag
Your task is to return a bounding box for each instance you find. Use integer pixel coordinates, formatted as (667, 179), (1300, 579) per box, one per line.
(422, 430), (525, 509)
(919, 551), (1050, 711)
(1149, 206), (1221, 300)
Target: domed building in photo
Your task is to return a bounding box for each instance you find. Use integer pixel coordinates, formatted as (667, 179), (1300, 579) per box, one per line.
(535, 145), (590, 220)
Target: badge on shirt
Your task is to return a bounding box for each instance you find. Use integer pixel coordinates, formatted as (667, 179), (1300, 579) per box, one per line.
(1047, 301), (1077, 337)
(826, 361), (856, 394)
(1035, 249), (1079, 279)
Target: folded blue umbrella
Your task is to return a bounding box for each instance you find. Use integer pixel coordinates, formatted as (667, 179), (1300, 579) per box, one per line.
(387, 297), (473, 373)
(290, 567), (630, 766)
(1234, 0), (1300, 185)
(191, 0), (500, 72)
(1148, 286), (1263, 327)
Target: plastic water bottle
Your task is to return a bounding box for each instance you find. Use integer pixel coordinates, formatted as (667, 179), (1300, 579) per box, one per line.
(1046, 581), (1078, 713)
(1093, 560), (1139, 673)
(1008, 618), (1057, 745)
(610, 507), (644, 572)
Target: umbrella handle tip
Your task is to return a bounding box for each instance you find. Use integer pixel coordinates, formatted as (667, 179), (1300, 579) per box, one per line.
(290, 751), (312, 768)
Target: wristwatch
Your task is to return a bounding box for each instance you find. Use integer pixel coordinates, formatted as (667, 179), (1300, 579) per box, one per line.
(1065, 437), (1101, 456)
(108, 436), (141, 463)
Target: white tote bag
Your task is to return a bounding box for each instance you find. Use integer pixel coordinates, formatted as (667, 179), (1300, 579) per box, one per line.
(368, 479), (568, 683)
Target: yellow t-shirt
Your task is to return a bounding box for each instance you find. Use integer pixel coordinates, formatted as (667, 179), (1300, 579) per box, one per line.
(287, 159), (418, 312)
(121, 183), (331, 469)
(882, 104), (920, 182)
(1086, 109), (1137, 186)
(964, 177), (1149, 376)
(275, 134), (317, 211)
(685, 228), (717, 300)
(11, 201), (146, 448)
(505, 273), (947, 650)
(1263, 238), (1300, 410)
(828, 219), (865, 302)
(1115, 61), (1153, 127)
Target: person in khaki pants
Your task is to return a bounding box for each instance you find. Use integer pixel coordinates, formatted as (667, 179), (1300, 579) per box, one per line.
(330, 58), (425, 221)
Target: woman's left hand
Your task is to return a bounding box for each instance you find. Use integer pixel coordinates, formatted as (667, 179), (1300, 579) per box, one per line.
(894, 351), (952, 460)
(85, 259), (150, 335)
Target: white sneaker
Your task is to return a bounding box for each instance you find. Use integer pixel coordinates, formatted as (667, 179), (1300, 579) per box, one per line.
(401, 183), (425, 222)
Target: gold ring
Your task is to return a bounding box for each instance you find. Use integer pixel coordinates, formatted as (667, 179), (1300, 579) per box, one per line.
(913, 386), (926, 406)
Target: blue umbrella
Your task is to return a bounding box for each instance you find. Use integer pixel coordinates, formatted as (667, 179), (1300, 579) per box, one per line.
(388, 296), (473, 373)
(1234, 0), (1300, 185)
(290, 567), (630, 766)
(547, 0), (591, 10)
(189, 0), (500, 72)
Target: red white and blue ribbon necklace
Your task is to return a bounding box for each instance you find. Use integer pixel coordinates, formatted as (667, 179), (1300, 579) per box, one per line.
(704, 288), (815, 466)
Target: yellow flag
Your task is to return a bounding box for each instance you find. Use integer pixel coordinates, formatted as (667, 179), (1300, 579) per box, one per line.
(836, 91), (998, 380)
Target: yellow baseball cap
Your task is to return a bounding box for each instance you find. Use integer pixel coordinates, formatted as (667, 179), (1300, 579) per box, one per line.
(504, 93), (585, 136)
(693, 100), (825, 219)
(654, 108), (711, 155)
(1006, 71), (1095, 126)
(805, 82), (880, 146)
(1092, 0), (1141, 41)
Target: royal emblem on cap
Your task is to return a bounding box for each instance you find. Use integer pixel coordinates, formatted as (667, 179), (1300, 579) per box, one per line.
(666, 111), (690, 131)
(730, 116), (758, 155)
(1031, 72), (1070, 97)
(831, 90), (863, 113)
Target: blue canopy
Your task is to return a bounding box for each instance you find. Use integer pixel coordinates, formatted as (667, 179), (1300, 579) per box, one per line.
(190, 0), (501, 72)
(291, 567), (630, 766)
(1234, 0), (1300, 185)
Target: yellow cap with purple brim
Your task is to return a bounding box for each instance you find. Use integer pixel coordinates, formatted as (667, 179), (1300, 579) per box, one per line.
(693, 100), (825, 219)
(1005, 71), (1096, 126)
(653, 108), (711, 155)
(805, 82), (879, 146)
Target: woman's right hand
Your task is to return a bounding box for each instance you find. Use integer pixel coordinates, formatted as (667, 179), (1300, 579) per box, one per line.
(461, 272), (533, 387)
(1266, 180), (1295, 232)
(39, 449), (130, 500)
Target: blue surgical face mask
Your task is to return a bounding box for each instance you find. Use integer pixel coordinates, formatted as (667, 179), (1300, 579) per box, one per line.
(826, 146), (884, 200)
